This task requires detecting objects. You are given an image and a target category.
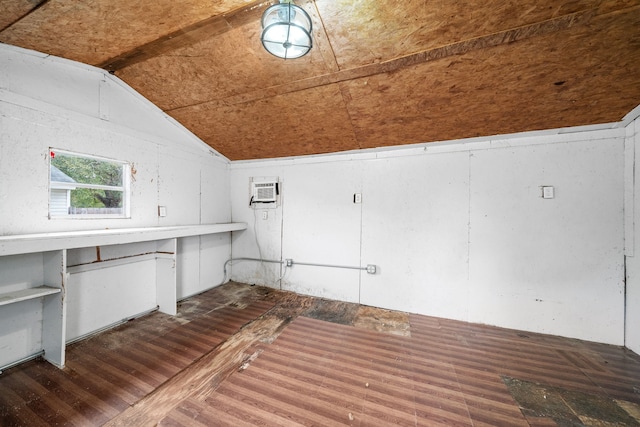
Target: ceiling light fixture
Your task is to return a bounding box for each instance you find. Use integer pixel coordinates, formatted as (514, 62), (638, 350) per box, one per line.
(261, 0), (312, 59)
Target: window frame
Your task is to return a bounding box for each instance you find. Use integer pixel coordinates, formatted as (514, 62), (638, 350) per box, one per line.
(49, 149), (131, 219)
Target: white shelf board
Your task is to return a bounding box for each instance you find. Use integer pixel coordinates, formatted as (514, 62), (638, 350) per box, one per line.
(0, 286), (61, 307)
(0, 223), (247, 257)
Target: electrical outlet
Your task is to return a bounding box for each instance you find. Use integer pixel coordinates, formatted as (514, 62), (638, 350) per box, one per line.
(542, 186), (554, 199)
(261, 211), (268, 220)
(354, 193), (362, 204)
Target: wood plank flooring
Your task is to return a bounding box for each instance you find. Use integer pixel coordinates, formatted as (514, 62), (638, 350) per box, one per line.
(1, 281), (640, 426)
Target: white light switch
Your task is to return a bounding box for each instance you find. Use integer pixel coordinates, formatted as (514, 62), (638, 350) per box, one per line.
(542, 186), (554, 199)
(354, 193), (362, 204)
(158, 206), (167, 217)
(262, 211), (268, 220)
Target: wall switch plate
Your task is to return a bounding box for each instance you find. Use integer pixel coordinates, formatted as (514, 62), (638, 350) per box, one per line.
(262, 211), (268, 220)
(354, 193), (362, 204)
(158, 206), (167, 217)
(542, 186), (554, 199)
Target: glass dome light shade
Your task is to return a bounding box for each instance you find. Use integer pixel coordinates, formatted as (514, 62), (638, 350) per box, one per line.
(261, 3), (312, 59)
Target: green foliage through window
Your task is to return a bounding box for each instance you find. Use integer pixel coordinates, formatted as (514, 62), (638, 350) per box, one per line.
(49, 150), (128, 216)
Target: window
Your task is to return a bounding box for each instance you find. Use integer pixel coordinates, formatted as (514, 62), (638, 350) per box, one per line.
(49, 149), (130, 218)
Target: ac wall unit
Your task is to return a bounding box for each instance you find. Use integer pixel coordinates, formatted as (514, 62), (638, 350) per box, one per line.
(251, 181), (278, 203)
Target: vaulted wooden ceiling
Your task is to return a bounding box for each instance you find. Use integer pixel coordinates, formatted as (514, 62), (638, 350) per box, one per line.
(1, 0), (639, 160)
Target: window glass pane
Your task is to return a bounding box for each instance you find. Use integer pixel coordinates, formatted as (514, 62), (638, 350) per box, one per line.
(49, 149), (128, 218)
(51, 152), (123, 187)
(70, 188), (124, 210)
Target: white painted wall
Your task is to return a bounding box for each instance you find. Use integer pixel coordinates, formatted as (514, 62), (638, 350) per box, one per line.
(66, 258), (158, 341)
(281, 162), (363, 302)
(231, 127), (627, 345)
(0, 44), (232, 365)
(0, 45), (229, 235)
(625, 114), (640, 354)
(467, 139), (624, 342)
(230, 169), (286, 287)
(360, 151), (471, 319)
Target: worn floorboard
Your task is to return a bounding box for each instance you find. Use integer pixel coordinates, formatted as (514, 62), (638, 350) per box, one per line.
(1, 281), (640, 426)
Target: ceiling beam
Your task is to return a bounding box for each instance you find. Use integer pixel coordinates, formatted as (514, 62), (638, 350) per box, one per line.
(98, 0), (278, 71)
(166, 8), (596, 114)
(0, 0), (51, 33)
(308, 1), (339, 74)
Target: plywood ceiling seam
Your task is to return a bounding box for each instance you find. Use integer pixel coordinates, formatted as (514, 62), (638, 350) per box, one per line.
(598, 1), (640, 16)
(163, 7), (597, 116)
(308, 0), (362, 145)
(308, 1), (339, 74)
(99, 0), (277, 71)
(600, 3), (640, 17)
(336, 82), (362, 149)
(0, 0), (49, 33)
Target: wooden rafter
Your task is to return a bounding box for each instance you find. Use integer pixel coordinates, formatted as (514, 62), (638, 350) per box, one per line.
(166, 7), (596, 113)
(98, 0), (279, 71)
(0, 0), (51, 33)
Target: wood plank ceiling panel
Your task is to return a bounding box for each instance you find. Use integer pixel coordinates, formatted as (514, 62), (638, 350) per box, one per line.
(0, 0), (257, 65)
(0, 0), (43, 31)
(316, 0), (600, 70)
(155, 3), (640, 159)
(117, 0), (609, 112)
(97, 0), (281, 72)
(115, 20), (331, 112)
(169, 83), (359, 160)
(342, 6), (640, 149)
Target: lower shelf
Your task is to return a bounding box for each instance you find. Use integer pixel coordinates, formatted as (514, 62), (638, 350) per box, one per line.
(0, 286), (61, 307)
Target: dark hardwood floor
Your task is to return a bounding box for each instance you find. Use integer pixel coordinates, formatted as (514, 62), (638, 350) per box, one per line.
(1, 282), (640, 426)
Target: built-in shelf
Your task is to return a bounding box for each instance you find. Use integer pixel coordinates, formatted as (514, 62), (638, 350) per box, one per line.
(0, 223), (247, 257)
(0, 286), (61, 307)
(0, 223), (247, 370)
